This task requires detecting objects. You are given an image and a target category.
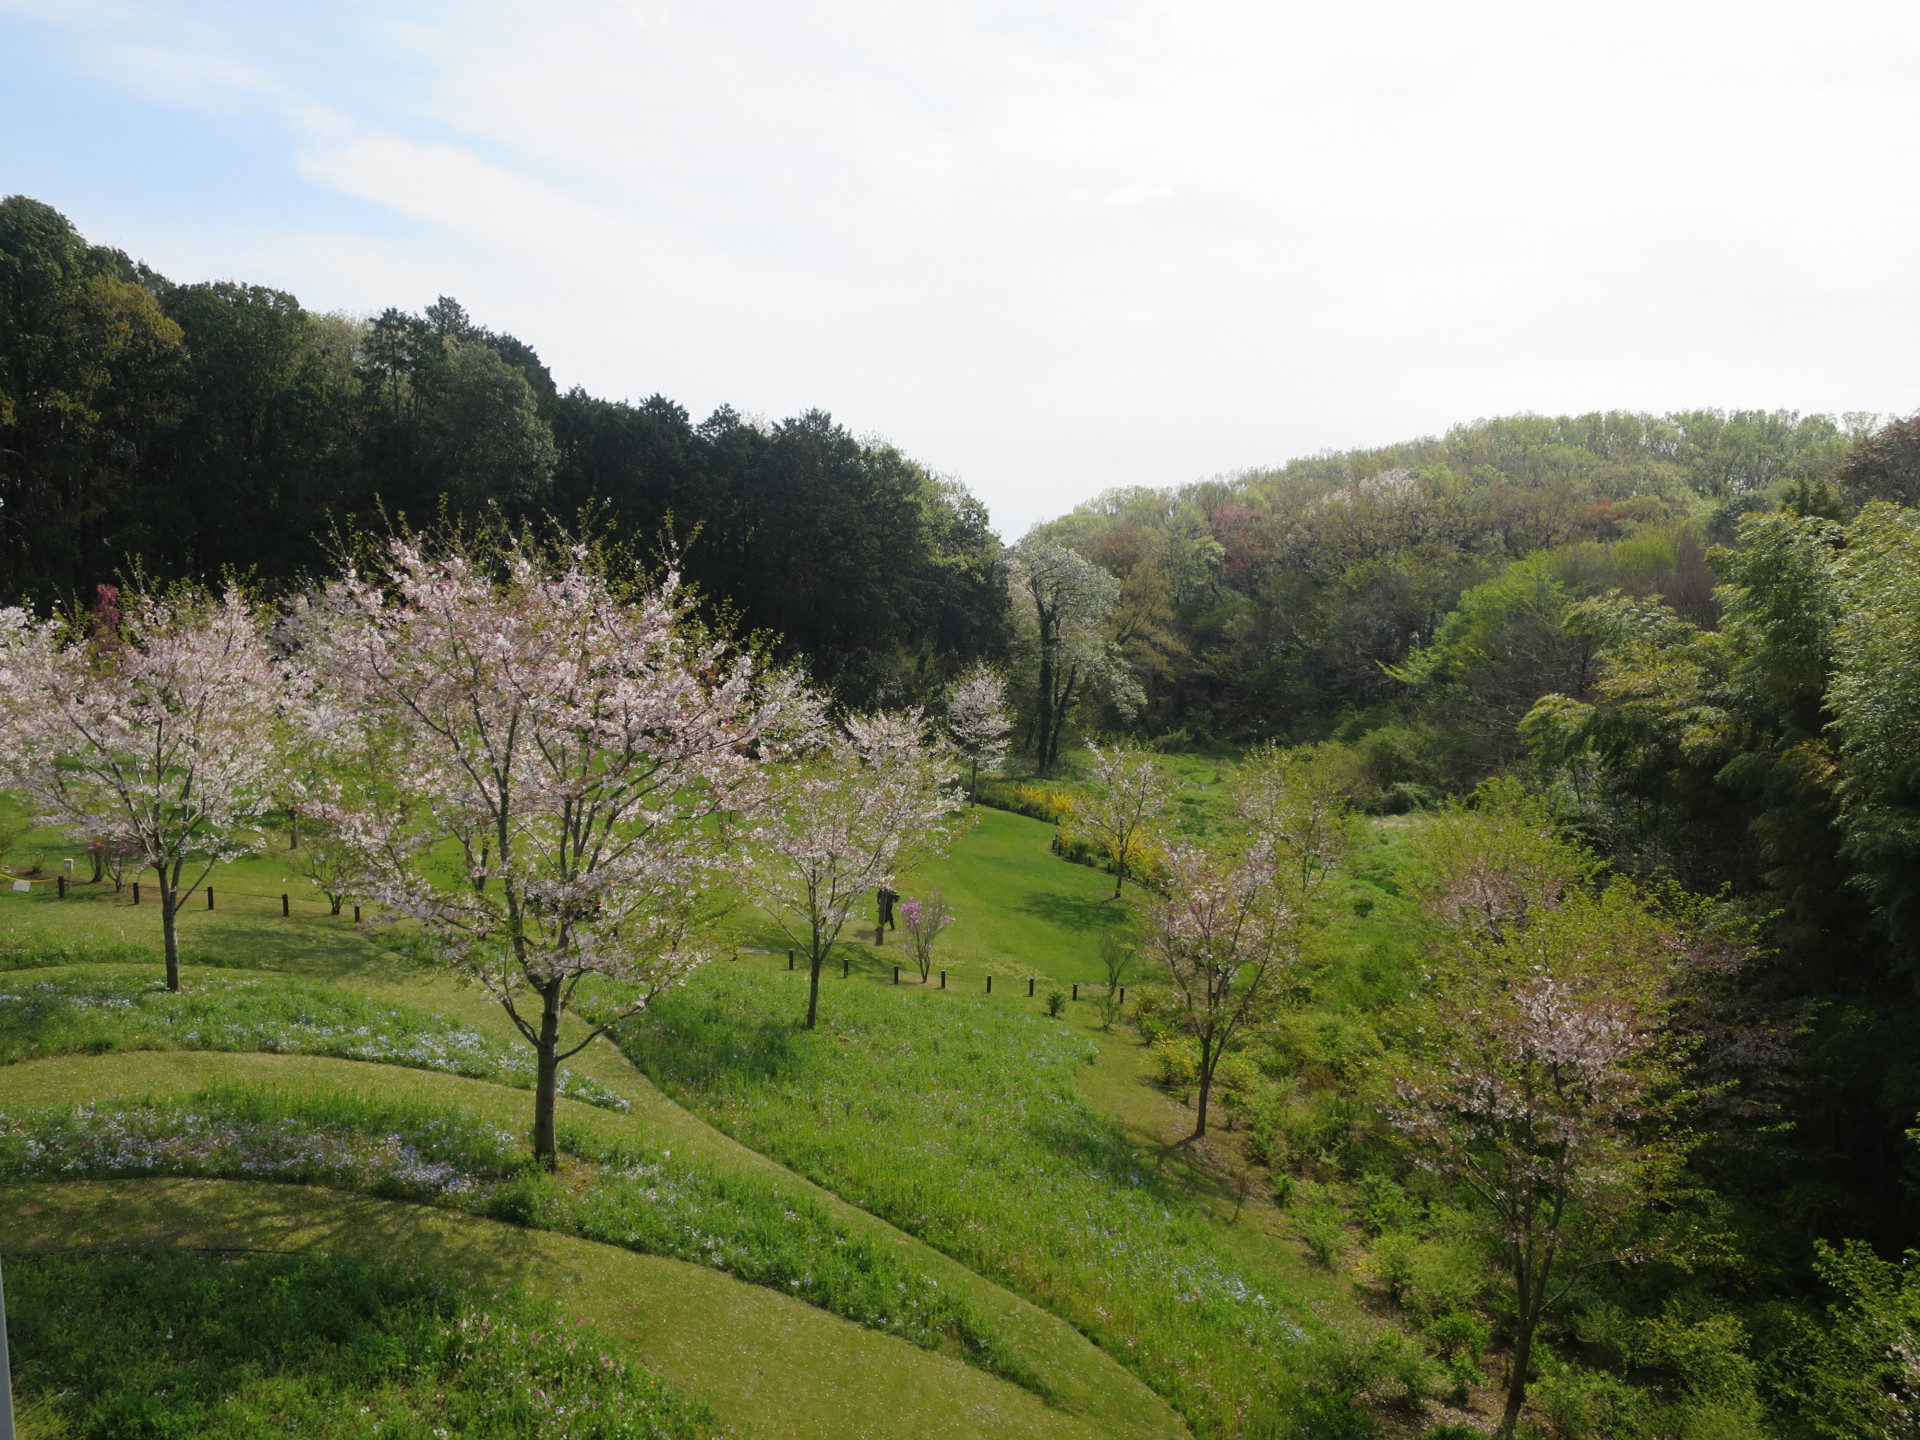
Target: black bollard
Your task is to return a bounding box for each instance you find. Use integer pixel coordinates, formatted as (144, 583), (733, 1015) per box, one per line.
(843, 956), (849, 979)
(353, 904), (362, 922)
(206, 886), (214, 910)
(132, 882), (140, 905)
(57, 875), (65, 899)
(281, 894), (290, 917)
(1119, 987), (1126, 1005)
(893, 965), (900, 984)
(1028, 977), (1034, 997)
(1072, 983), (1078, 1001)
(788, 949), (795, 971)
(986, 974), (992, 994)
(940, 971), (946, 989)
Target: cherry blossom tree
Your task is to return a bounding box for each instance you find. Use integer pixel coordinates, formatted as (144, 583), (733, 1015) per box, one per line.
(1079, 740), (1170, 897)
(898, 891), (955, 982)
(1393, 802), (1696, 1439)
(299, 534), (798, 1165)
(0, 587), (280, 991)
(754, 711), (965, 1028)
(946, 664), (1013, 803)
(1143, 839), (1295, 1138)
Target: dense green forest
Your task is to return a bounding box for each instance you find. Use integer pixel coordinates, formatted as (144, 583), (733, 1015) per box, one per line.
(13, 191), (1920, 1435)
(0, 195), (1005, 703)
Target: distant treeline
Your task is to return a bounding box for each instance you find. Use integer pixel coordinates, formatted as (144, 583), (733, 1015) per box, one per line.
(0, 196), (1006, 704)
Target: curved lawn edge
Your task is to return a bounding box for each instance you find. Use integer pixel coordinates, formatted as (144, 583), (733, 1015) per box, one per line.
(1, 1177), (1106, 1440)
(4, 1045), (1189, 1440)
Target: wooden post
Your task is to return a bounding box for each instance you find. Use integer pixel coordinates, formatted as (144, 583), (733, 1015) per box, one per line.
(1119, 987), (1126, 1004)
(940, 971), (946, 989)
(893, 965), (900, 984)
(132, 882), (140, 905)
(842, 956), (849, 979)
(788, 950), (795, 971)
(353, 904), (362, 922)
(56, 875), (65, 899)
(281, 894), (290, 917)
(986, 974), (992, 994)
(1028, 977), (1034, 997)
(1072, 983), (1078, 1001)
(206, 886), (214, 910)
(876, 925), (885, 947)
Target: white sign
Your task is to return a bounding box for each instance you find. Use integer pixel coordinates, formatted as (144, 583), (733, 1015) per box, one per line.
(11, 880), (30, 892)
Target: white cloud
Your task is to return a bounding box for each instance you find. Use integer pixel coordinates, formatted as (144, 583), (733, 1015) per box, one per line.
(6, 0), (1920, 533)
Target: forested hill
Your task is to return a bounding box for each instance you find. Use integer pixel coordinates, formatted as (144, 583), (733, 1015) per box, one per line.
(1033, 409), (1876, 776)
(0, 196), (1006, 704)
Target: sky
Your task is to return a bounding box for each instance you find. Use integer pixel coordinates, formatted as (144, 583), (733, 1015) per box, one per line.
(4, 0), (1918, 536)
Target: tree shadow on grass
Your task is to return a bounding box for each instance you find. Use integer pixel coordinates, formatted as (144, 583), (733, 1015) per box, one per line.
(617, 994), (805, 1092)
(1014, 890), (1124, 934)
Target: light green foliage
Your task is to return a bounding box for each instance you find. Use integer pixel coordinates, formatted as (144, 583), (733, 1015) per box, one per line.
(618, 965), (1344, 1438)
(1784, 1239), (1920, 1439)
(7, 1249), (719, 1439)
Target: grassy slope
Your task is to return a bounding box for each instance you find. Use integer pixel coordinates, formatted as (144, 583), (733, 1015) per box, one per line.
(0, 1178), (1088, 1440)
(722, 804), (1146, 991)
(0, 817), (1186, 1439)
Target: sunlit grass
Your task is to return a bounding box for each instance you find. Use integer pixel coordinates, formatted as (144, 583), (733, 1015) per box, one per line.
(618, 966), (1344, 1438)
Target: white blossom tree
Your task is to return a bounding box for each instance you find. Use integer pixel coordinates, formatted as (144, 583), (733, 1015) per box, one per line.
(1079, 740), (1170, 897)
(0, 588), (281, 990)
(1142, 840), (1295, 1137)
(1393, 803), (1695, 1439)
(299, 535), (798, 1165)
(1007, 539), (1139, 772)
(754, 711), (965, 1028)
(946, 663), (1013, 803)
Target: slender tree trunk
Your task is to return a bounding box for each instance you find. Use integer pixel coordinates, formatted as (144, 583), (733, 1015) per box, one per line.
(159, 871), (181, 992)
(532, 978), (564, 1168)
(807, 948), (824, 1029)
(970, 758), (979, 805)
(1198, 1052), (1213, 1144)
(1035, 637), (1056, 772)
(1500, 1313), (1536, 1438)
(1113, 855), (1125, 899)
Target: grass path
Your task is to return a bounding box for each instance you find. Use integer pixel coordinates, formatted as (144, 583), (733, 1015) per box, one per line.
(0, 1177), (1107, 1440)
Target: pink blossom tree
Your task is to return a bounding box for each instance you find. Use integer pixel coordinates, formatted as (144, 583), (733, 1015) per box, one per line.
(0, 587), (280, 990)
(1080, 741), (1171, 898)
(1393, 802), (1696, 1439)
(946, 664), (1013, 803)
(299, 534), (799, 1165)
(1142, 840), (1295, 1137)
(753, 711), (965, 1028)
(898, 890), (955, 982)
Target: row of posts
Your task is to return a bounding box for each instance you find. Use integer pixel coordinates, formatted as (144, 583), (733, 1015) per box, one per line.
(51, 878), (361, 923)
(775, 947), (1118, 1005)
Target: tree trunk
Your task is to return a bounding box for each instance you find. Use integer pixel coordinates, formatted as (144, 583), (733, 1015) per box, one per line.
(531, 978), (564, 1167)
(1500, 1313), (1537, 1439)
(1113, 855), (1125, 899)
(330, 895), (343, 916)
(159, 872), (181, 992)
(1035, 639), (1056, 772)
(970, 758), (979, 805)
(1193, 1048), (1214, 1138)
(807, 949), (824, 1029)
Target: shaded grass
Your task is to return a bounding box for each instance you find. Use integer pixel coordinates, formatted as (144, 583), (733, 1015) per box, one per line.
(618, 966), (1345, 1438)
(0, 1078), (1030, 1389)
(0, 966), (625, 1108)
(5, 1180), (1121, 1440)
(7, 1248), (721, 1440)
